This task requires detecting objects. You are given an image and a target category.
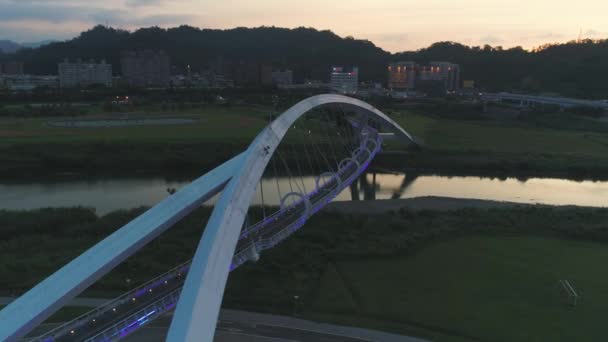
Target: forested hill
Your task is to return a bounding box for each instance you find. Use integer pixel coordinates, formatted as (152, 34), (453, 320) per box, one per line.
(0, 25), (390, 83)
(2, 25), (608, 98)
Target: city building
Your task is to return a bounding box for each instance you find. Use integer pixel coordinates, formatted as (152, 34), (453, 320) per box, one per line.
(271, 70), (293, 86)
(58, 59), (112, 88)
(121, 50), (171, 88)
(1, 75), (58, 92)
(357, 82), (387, 98)
(0, 62), (24, 75)
(277, 79), (329, 90)
(330, 66), (358, 94)
(419, 62), (460, 91)
(388, 62), (416, 90)
(222, 61), (273, 86)
(387, 61), (461, 95)
(260, 65), (273, 86)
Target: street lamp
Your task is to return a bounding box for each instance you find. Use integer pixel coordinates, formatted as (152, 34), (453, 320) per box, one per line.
(293, 295), (299, 316)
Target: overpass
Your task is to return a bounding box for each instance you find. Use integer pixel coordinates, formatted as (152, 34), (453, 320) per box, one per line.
(0, 94), (416, 342)
(482, 92), (608, 110)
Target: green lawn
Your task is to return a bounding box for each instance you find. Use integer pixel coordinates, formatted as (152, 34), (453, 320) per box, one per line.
(3, 102), (608, 176)
(390, 111), (608, 158)
(310, 236), (608, 342)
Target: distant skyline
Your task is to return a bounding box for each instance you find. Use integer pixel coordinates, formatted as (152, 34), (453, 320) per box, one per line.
(1, 0), (608, 52)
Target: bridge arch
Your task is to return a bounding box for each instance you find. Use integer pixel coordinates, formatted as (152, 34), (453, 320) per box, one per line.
(0, 95), (415, 342)
(167, 94), (416, 341)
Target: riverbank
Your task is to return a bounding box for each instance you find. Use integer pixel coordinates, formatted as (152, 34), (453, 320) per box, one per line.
(3, 142), (608, 180)
(327, 196), (529, 213)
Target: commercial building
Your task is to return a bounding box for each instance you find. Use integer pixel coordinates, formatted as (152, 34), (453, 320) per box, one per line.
(221, 61), (273, 87)
(271, 70), (293, 86)
(388, 62), (416, 90)
(419, 62), (460, 91)
(0, 62), (24, 75)
(58, 59), (112, 88)
(121, 50), (171, 88)
(388, 61), (461, 94)
(330, 66), (358, 94)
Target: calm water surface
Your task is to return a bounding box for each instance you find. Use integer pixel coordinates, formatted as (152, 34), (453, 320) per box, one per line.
(1, 173), (608, 215)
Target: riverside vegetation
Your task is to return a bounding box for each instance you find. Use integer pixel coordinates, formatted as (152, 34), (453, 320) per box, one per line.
(2, 205), (608, 341)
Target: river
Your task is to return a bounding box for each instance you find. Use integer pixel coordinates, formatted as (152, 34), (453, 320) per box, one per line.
(1, 172), (608, 215)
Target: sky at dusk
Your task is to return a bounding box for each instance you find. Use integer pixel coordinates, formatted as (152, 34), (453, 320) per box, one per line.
(1, 0), (608, 52)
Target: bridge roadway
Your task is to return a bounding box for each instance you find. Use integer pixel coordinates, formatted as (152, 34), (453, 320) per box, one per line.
(36, 135), (380, 342)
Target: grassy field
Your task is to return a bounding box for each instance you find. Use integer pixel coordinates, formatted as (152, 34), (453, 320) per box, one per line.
(1, 101), (608, 176)
(0, 105), (270, 145)
(308, 236), (608, 342)
(390, 110), (608, 157)
(374, 109), (608, 177)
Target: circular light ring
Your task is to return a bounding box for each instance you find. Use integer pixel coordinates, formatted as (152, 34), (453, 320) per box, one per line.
(315, 172), (342, 193)
(280, 192), (313, 220)
(363, 137), (379, 152)
(338, 157), (360, 171)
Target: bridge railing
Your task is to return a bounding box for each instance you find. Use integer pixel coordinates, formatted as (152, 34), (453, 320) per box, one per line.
(232, 134), (381, 268)
(83, 287), (182, 342)
(30, 261), (191, 342)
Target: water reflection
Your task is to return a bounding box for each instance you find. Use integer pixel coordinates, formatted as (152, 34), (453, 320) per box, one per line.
(1, 172), (608, 215)
(353, 172), (608, 207)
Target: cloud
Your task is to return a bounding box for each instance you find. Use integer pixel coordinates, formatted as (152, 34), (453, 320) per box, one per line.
(479, 35), (504, 45)
(585, 29), (608, 38)
(368, 32), (409, 43)
(125, 0), (163, 7)
(0, 1), (85, 23)
(0, 0), (198, 27)
(136, 14), (198, 26)
(536, 32), (565, 40)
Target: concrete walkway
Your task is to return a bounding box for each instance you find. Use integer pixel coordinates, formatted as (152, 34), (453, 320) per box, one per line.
(3, 297), (427, 342)
(216, 309), (428, 342)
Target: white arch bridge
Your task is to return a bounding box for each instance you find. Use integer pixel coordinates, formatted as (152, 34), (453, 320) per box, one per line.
(0, 94), (416, 342)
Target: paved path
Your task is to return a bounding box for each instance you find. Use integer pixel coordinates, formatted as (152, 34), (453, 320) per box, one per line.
(13, 302), (427, 342)
(0, 296), (109, 307)
(125, 310), (427, 342)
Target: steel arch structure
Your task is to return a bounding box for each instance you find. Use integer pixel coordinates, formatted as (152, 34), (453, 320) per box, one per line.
(0, 94), (415, 342)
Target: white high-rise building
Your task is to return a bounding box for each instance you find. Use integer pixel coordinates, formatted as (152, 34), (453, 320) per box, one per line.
(58, 59), (112, 88)
(330, 66), (358, 94)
